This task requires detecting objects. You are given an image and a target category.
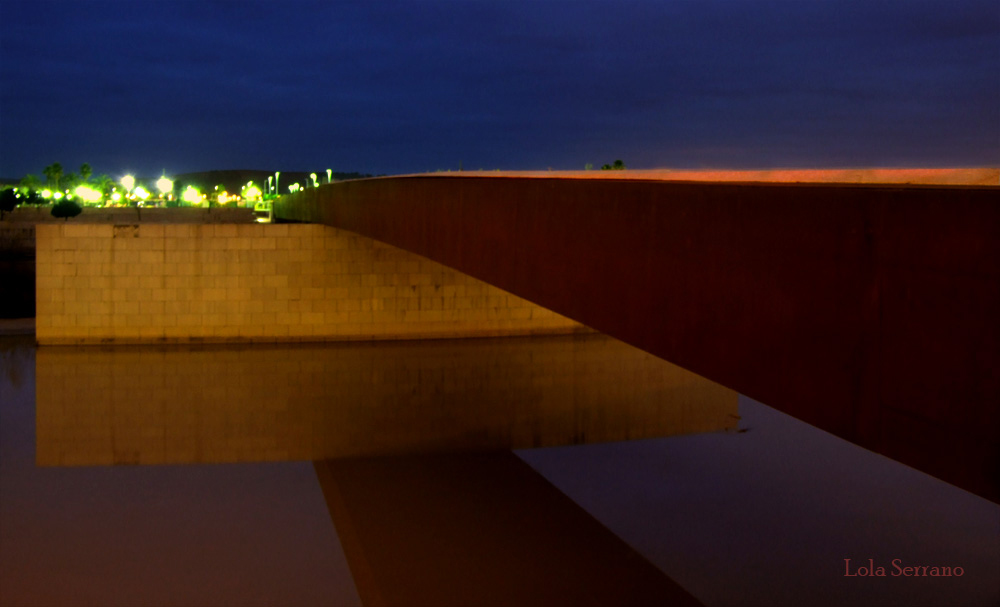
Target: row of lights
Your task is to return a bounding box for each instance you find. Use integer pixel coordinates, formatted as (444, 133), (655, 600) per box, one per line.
(40, 171), (312, 204)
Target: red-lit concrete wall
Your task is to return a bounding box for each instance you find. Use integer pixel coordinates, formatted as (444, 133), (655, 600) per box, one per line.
(276, 175), (999, 501)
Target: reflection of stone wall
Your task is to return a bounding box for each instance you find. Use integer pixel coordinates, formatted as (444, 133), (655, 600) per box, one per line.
(35, 223), (584, 344)
(35, 334), (738, 465)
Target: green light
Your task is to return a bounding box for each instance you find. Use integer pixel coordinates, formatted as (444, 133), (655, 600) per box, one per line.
(41, 189), (53, 198)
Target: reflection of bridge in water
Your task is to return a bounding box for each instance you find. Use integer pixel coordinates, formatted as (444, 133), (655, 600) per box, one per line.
(37, 334), (724, 605)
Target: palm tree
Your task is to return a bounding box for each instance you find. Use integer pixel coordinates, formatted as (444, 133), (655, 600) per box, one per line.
(43, 163), (63, 190)
(62, 172), (79, 192)
(80, 163), (92, 183)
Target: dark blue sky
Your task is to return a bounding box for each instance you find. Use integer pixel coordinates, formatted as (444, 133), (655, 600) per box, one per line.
(1, 0), (997, 179)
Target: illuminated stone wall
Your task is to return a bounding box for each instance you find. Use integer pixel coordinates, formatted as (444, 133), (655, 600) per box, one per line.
(35, 223), (584, 344)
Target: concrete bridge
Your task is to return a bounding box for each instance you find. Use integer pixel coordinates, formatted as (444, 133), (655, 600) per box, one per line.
(276, 171), (999, 503)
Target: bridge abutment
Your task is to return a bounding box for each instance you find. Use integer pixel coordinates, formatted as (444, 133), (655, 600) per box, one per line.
(35, 223), (585, 344)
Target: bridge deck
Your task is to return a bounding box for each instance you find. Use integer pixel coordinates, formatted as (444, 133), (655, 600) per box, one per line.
(276, 172), (999, 502)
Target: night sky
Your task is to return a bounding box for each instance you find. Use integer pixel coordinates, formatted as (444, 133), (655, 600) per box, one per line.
(1, 0), (997, 179)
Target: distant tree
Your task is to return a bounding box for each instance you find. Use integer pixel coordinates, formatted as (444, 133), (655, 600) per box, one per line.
(62, 172), (79, 192)
(19, 174), (41, 194)
(43, 163), (63, 190)
(23, 191), (43, 206)
(1, 188), (19, 220)
(601, 160), (626, 171)
(92, 174), (114, 197)
(79, 163), (92, 183)
(585, 163), (593, 171)
(50, 198), (82, 221)
(172, 180), (185, 203)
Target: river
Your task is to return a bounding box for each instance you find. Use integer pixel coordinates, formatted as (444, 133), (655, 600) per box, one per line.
(1, 332), (997, 606)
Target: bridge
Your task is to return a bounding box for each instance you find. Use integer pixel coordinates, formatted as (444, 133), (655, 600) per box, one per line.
(26, 169), (997, 605)
(276, 171), (999, 503)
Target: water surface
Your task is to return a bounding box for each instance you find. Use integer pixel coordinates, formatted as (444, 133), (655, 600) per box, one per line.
(2, 334), (997, 606)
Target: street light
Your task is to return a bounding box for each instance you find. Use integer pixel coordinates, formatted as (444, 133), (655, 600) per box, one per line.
(310, 173), (318, 187)
(156, 176), (173, 198)
(121, 175), (135, 194)
(326, 168), (332, 184)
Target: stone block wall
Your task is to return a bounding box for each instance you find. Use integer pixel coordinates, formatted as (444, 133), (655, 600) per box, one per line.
(35, 223), (585, 344)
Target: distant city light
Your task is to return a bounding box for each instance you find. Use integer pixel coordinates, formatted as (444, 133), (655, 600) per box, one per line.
(218, 191), (230, 204)
(156, 176), (173, 195)
(120, 175), (135, 192)
(41, 189), (53, 198)
(74, 185), (102, 203)
(111, 192), (122, 203)
(244, 184), (262, 201)
(181, 185), (201, 204)
(134, 186), (151, 200)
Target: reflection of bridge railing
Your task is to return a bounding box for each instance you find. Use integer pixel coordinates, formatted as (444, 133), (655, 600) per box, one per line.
(277, 173), (999, 502)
